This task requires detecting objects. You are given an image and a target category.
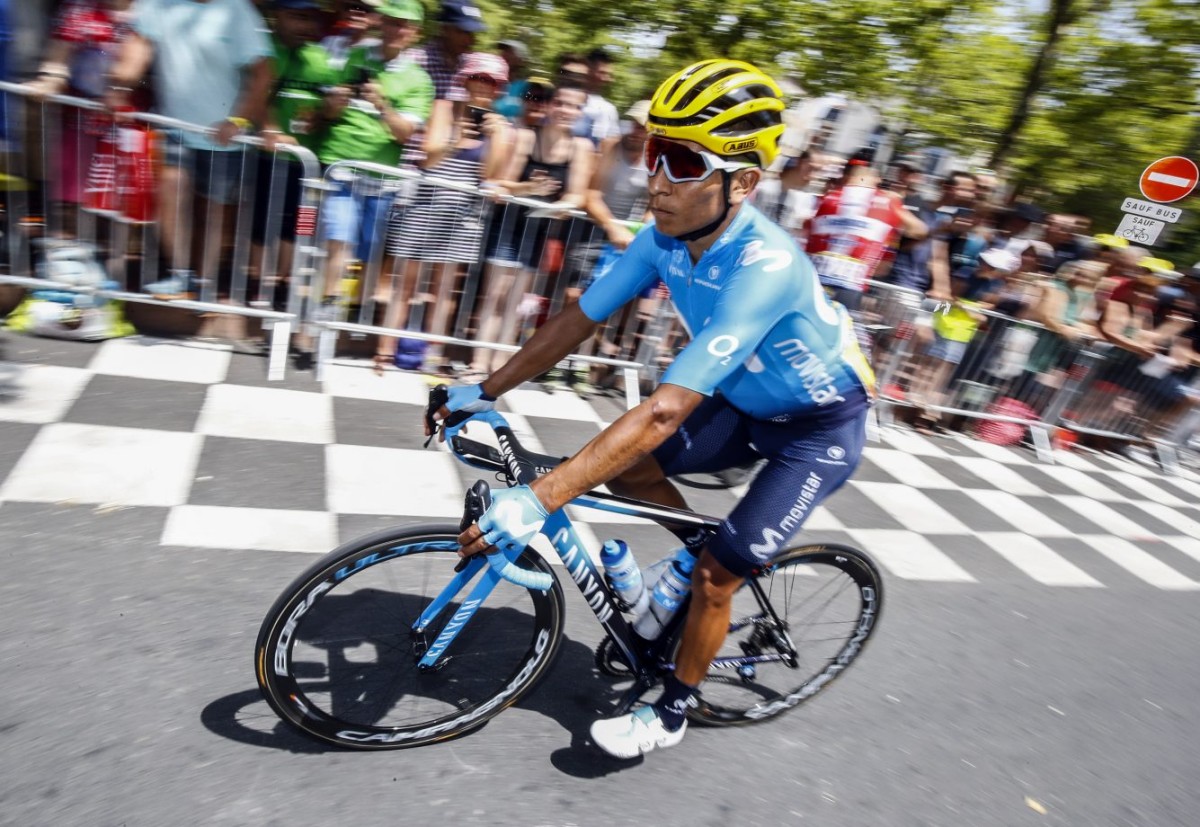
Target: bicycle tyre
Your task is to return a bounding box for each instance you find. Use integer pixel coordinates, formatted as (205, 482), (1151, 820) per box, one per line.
(255, 523), (565, 749)
(688, 543), (883, 727)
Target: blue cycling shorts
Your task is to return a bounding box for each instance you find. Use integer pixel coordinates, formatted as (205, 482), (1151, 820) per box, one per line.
(652, 395), (867, 577)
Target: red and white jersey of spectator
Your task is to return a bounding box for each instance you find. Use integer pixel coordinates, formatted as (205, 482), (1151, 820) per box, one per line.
(805, 185), (907, 293)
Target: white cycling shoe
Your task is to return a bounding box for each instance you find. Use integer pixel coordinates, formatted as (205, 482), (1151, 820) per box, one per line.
(590, 706), (687, 759)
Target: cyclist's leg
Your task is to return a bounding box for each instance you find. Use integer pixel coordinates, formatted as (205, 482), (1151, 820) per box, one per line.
(607, 394), (758, 545)
(674, 411), (869, 712)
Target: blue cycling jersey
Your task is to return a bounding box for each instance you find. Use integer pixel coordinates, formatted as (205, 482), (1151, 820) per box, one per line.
(579, 204), (875, 422)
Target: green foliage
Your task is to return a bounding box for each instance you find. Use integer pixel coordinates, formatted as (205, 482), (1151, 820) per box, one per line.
(454, 0), (1200, 260)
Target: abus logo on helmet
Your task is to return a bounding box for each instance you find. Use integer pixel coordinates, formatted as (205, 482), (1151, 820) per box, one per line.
(723, 138), (757, 153)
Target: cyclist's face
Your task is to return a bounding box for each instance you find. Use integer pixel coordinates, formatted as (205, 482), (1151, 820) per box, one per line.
(647, 138), (757, 239)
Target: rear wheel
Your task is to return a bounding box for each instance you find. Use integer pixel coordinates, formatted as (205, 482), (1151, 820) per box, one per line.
(689, 543), (882, 726)
(255, 524), (565, 749)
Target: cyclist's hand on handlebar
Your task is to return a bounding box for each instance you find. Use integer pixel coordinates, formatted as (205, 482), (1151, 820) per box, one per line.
(458, 484), (548, 559)
(424, 383), (496, 442)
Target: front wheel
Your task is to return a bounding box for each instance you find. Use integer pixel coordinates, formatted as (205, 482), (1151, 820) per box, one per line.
(688, 543), (883, 727)
(255, 524), (565, 749)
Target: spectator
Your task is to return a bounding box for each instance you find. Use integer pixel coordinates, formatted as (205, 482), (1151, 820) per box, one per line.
(573, 47), (619, 146)
(321, 0), (380, 73)
(562, 98), (653, 390)
(555, 52), (588, 87)
(314, 0), (433, 304)
(107, 0), (273, 298)
(379, 51), (512, 374)
(1043, 212), (1084, 271)
(755, 150), (815, 241)
(1023, 258), (1105, 411)
(470, 78), (591, 374)
(250, 0), (332, 311)
(407, 0), (485, 100)
(26, 0), (138, 240)
(492, 39), (530, 121)
(919, 171), (979, 302)
(806, 147), (927, 312)
(991, 201), (1044, 253)
(1095, 256), (1199, 439)
(908, 247), (1020, 432)
(515, 76), (552, 128)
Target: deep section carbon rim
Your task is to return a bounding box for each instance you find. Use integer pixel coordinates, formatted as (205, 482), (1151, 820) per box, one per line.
(690, 544), (882, 726)
(255, 525), (564, 749)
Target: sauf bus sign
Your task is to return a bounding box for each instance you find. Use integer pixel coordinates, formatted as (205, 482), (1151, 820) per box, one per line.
(1114, 155), (1197, 246)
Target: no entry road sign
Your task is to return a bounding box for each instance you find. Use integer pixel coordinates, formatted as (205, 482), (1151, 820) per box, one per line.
(1139, 156), (1198, 203)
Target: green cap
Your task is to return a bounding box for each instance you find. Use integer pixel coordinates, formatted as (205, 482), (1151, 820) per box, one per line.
(379, 0), (423, 22)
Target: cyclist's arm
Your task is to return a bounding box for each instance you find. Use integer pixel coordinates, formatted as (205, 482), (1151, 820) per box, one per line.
(528, 382), (704, 514)
(480, 231), (659, 397)
(480, 302), (598, 398)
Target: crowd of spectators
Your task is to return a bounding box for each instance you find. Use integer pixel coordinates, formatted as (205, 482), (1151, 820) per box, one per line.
(5, 0), (1199, 446)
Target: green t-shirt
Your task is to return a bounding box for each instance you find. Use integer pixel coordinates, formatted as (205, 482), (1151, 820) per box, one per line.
(269, 38), (334, 152)
(318, 46), (434, 167)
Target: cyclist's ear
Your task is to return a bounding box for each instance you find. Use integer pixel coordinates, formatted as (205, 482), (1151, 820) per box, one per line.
(730, 168), (761, 202)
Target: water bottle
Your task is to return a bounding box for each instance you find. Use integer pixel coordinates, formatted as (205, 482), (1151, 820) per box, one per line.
(633, 547), (698, 641)
(600, 540), (648, 616)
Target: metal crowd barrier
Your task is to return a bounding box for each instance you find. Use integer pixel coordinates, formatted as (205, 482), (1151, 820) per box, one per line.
(0, 81), (322, 379)
(306, 158), (651, 409)
(863, 280), (1199, 471)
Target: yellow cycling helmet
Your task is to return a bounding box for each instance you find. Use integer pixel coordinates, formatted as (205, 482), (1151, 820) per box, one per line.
(647, 59), (786, 168)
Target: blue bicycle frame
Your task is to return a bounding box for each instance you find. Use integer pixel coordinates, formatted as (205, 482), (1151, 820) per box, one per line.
(413, 409), (722, 686)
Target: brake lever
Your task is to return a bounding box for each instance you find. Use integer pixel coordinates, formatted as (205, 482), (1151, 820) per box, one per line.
(424, 384), (450, 448)
(454, 480), (493, 573)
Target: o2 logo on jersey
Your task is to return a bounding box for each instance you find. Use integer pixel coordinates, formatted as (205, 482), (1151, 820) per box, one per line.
(740, 240), (792, 272)
(707, 335), (740, 366)
(827, 446), (846, 461)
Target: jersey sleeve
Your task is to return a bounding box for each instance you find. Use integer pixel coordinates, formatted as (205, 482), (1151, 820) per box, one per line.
(577, 227), (661, 322)
(661, 242), (796, 396)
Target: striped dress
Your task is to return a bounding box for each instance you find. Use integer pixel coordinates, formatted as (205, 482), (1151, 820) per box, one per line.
(387, 139), (488, 264)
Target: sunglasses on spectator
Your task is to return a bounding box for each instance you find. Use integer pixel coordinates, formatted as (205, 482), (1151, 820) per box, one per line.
(644, 136), (757, 183)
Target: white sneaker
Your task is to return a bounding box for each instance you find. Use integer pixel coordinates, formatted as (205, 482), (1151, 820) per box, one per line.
(590, 706), (686, 759)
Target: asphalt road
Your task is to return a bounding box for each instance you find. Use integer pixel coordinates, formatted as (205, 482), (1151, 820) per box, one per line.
(2, 499), (1198, 827)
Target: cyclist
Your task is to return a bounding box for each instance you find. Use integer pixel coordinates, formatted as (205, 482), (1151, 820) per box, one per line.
(433, 59), (875, 759)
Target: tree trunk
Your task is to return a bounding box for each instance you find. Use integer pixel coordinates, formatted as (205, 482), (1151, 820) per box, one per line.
(988, 0), (1079, 171)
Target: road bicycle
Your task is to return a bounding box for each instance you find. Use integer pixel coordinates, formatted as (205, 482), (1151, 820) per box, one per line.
(254, 387), (884, 750)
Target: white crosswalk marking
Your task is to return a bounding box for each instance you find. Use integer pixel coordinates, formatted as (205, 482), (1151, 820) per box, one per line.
(864, 449), (958, 489)
(957, 436), (1032, 465)
(1160, 536), (1200, 565)
(964, 489), (1073, 536)
(847, 529), (976, 581)
(1103, 471), (1189, 507)
(880, 428), (953, 458)
(1053, 495), (1161, 538)
(1130, 501), (1200, 540)
(976, 533), (1102, 587)
(1160, 474), (1200, 502)
(850, 482), (971, 534)
(955, 457), (1045, 496)
(1076, 536), (1200, 590)
(1088, 451), (1160, 478)
(1047, 466), (1127, 501)
(1052, 449), (1111, 474)
(802, 506), (844, 532)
